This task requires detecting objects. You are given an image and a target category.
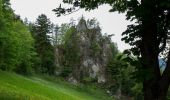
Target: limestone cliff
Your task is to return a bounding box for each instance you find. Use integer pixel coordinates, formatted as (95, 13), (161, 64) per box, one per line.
(55, 18), (114, 84)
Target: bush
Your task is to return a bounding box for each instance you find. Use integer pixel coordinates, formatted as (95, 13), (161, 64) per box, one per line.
(82, 77), (97, 84)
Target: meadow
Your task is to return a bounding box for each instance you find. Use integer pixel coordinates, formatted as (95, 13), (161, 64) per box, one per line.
(0, 70), (112, 100)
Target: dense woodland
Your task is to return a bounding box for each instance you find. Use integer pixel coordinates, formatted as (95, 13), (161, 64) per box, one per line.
(0, 0), (170, 100)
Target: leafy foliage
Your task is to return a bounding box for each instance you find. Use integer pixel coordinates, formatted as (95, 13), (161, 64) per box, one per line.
(90, 40), (101, 57)
(60, 27), (80, 77)
(54, 0), (170, 99)
(30, 14), (56, 75)
(0, 0), (35, 74)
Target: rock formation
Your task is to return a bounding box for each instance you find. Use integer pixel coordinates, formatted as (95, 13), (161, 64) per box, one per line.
(55, 18), (114, 84)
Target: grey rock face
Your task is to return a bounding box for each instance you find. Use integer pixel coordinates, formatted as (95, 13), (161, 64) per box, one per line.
(55, 19), (113, 84)
(76, 18), (87, 32)
(68, 77), (78, 85)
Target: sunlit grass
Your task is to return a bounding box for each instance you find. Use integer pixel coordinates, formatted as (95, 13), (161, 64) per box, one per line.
(0, 70), (112, 100)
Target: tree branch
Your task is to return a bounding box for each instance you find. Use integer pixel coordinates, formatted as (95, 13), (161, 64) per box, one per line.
(62, 8), (80, 16)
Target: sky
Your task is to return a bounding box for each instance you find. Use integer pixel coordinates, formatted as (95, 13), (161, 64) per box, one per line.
(10, 0), (131, 52)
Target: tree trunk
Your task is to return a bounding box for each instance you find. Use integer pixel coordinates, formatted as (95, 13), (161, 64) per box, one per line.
(140, 14), (161, 100)
(140, 29), (170, 100)
(141, 25), (161, 100)
(140, 0), (166, 99)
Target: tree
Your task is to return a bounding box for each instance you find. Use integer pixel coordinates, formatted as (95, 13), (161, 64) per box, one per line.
(31, 14), (56, 75)
(53, 0), (170, 99)
(58, 23), (71, 44)
(87, 18), (100, 29)
(13, 21), (36, 75)
(53, 24), (59, 46)
(57, 26), (80, 77)
(0, 0), (36, 75)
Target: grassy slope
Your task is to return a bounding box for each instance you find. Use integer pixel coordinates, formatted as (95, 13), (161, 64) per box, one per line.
(0, 71), (113, 100)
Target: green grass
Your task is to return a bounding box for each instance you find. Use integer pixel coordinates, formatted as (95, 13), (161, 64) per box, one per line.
(0, 71), (113, 100)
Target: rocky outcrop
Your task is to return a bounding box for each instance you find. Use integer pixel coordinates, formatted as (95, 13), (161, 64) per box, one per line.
(55, 18), (113, 84)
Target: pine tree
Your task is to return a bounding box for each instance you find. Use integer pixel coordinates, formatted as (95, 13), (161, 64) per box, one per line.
(32, 14), (56, 75)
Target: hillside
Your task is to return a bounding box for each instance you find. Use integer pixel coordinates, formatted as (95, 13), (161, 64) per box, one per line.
(0, 70), (113, 100)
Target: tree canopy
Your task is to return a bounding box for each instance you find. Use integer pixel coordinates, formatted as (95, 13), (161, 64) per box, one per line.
(30, 14), (56, 75)
(0, 0), (35, 74)
(53, 0), (170, 99)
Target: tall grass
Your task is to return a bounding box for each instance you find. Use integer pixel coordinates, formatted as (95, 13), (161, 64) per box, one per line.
(0, 71), (113, 100)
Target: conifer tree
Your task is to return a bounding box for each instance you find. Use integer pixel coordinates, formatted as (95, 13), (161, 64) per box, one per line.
(32, 14), (56, 75)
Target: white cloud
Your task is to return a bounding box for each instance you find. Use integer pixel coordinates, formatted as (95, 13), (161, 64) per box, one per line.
(10, 0), (131, 52)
